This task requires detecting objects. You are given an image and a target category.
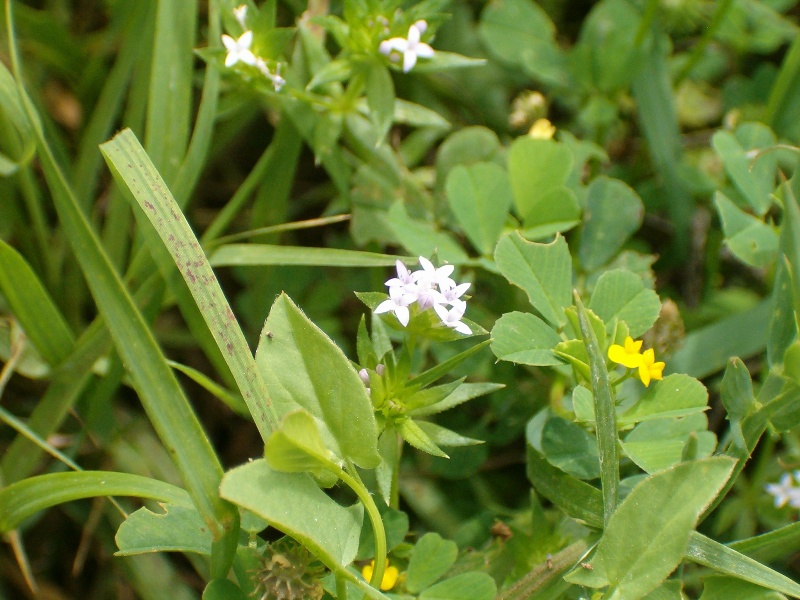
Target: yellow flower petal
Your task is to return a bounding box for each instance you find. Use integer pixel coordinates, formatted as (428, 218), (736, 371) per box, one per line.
(362, 560), (399, 591)
(638, 348), (665, 387)
(528, 118), (556, 139)
(608, 336), (643, 369)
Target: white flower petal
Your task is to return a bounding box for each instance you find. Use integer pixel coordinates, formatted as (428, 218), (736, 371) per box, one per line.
(407, 22), (421, 45)
(374, 299), (395, 315)
(415, 43), (435, 59)
(221, 34), (237, 51)
(454, 321), (472, 335)
(395, 305), (410, 326)
(238, 30), (253, 48)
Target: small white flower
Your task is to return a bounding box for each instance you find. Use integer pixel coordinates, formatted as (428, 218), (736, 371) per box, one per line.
(256, 58), (286, 91)
(440, 281), (470, 305)
(386, 260), (417, 292)
(375, 285), (413, 327)
(434, 300), (471, 335)
(414, 256), (455, 290)
(233, 4), (248, 29)
(222, 31), (257, 68)
(766, 473), (800, 508)
(379, 20), (434, 73)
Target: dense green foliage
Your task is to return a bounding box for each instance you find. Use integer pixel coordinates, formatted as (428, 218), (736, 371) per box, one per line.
(3, 0), (800, 599)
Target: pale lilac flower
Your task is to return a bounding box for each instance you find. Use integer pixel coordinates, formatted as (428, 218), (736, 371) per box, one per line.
(440, 281), (470, 305)
(414, 256), (455, 291)
(358, 368), (370, 386)
(386, 260), (417, 293)
(434, 300), (471, 335)
(379, 20), (434, 73)
(414, 282), (445, 310)
(375, 285), (413, 326)
(233, 4), (248, 28)
(766, 473), (800, 508)
(222, 31), (257, 67)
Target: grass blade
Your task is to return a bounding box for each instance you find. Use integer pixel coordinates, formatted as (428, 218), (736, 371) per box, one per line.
(100, 128), (280, 438)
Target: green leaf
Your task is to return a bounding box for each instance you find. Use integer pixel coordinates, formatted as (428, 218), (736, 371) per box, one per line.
(397, 418), (448, 458)
(407, 339), (492, 389)
(714, 192), (778, 268)
(526, 414), (605, 528)
(720, 358), (755, 422)
(541, 416), (600, 480)
(494, 232), (572, 327)
(620, 414), (716, 474)
(356, 502), (408, 560)
(589, 269), (661, 338)
(699, 575), (786, 600)
(436, 127), (502, 188)
(574, 0), (650, 92)
(618, 374), (709, 426)
(565, 457), (735, 599)
(686, 533), (800, 598)
(264, 410), (342, 487)
(490, 311), (563, 366)
(0, 239), (75, 366)
(116, 502), (212, 556)
(386, 201), (469, 265)
(446, 162), (513, 255)
(409, 51), (487, 73)
(209, 244), (414, 267)
(101, 129), (279, 440)
(553, 339), (591, 382)
(366, 61), (395, 143)
(406, 532), (458, 594)
(415, 421), (484, 447)
(418, 572), (497, 600)
(767, 261), (796, 368)
(203, 579), (249, 600)
(409, 382), (504, 417)
(478, 0), (567, 87)
(579, 177), (644, 271)
(220, 459), (363, 568)
(711, 123), (777, 216)
(643, 580), (686, 600)
(0, 471), (189, 532)
(508, 137), (579, 229)
(257, 294), (380, 469)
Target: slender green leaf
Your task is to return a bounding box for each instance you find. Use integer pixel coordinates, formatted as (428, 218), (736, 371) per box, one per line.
(209, 244), (415, 267)
(0, 471), (189, 532)
(100, 128), (279, 438)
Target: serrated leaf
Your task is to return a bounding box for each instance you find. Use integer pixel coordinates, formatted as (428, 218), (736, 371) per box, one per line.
(406, 532), (458, 593)
(618, 374), (709, 426)
(410, 382), (504, 417)
(446, 162), (512, 255)
(495, 232), (572, 327)
(508, 137), (579, 228)
(415, 421), (484, 447)
(621, 414), (716, 474)
(715, 192), (778, 268)
(579, 177), (644, 271)
(491, 311), (563, 366)
(418, 572), (496, 600)
(397, 418), (448, 458)
(589, 269), (661, 338)
(712, 123), (777, 216)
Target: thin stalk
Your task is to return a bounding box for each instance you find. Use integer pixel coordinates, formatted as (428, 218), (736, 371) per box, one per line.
(335, 571), (349, 600)
(574, 292), (618, 526)
(675, 0), (735, 85)
(332, 462), (386, 590)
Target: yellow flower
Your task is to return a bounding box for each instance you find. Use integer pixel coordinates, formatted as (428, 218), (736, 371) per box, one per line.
(638, 348), (665, 387)
(607, 336), (643, 369)
(528, 118), (556, 139)
(362, 560), (399, 591)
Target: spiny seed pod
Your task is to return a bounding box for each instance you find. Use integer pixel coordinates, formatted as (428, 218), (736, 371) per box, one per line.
(250, 539), (325, 600)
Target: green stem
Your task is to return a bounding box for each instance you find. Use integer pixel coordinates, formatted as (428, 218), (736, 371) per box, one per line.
(609, 368), (635, 388)
(675, 0), (735, 85)
(331, 462), (387, 590)
(574, 292), (618, 526)
(335, 570), (349, 600)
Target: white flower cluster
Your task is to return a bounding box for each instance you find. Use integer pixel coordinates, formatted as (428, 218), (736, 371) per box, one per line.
(766, 472), (800, 509)
(375, 257), (471, 335)
(221, 5), (285, 92)
(379, 20), (434, 73)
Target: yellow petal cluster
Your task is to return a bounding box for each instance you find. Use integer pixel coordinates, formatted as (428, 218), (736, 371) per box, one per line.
(528, 118), (556, 139)
(362, 560), (399, 591)
(607, 336), (665, 387)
